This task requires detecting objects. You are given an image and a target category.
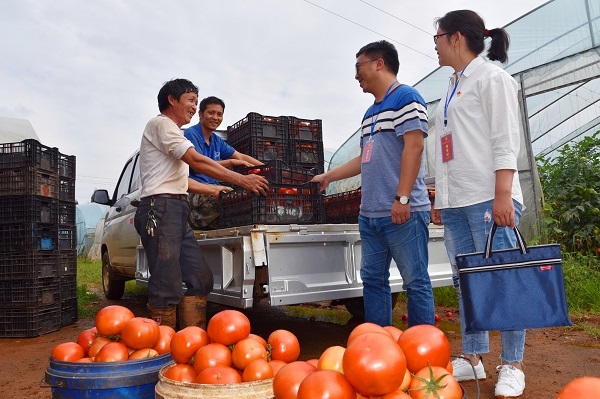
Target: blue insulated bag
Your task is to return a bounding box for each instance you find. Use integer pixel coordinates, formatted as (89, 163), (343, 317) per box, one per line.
(456, 223), (572, 333)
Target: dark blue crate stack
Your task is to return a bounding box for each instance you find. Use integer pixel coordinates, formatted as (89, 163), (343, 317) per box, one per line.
(227, 113), (290, 163)
(287, 117), (325, 174)
(0, 139), (77, 337)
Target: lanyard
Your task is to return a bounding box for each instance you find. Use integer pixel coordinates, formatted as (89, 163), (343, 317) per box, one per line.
(369, 81), (399, 138)
(443, 67), (466, 127)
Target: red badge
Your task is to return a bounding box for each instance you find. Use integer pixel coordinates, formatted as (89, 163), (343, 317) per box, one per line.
(362, 140), (374, 163)
(441, 133), (454, 162)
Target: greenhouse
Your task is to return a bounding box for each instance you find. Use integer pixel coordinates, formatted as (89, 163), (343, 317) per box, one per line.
(328, 0), (600, 239)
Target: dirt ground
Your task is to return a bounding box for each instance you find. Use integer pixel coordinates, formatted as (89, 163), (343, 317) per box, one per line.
(0, 290), (598, 399)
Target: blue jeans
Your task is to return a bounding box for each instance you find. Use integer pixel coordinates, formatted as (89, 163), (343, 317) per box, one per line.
(134, 197), (213, 308)
(359, 211), (434, 327)
(441, 199), (525, 363)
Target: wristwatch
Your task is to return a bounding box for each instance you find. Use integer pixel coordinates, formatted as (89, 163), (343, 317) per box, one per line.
(395, 195), (410, 205)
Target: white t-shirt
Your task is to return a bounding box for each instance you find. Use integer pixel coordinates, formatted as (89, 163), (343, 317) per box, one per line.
(434, 56), (524, 209)
(139, 115), (194, 198)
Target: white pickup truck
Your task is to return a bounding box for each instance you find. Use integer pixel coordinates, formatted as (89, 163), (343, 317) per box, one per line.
(91, 148), (453, 318)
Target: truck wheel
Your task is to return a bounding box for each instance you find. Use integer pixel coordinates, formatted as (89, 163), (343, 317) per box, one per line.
(342, 293), (399, 320)
(102, 251), (125, 300)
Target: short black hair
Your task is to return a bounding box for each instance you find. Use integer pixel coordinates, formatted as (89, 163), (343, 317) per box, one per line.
(157, 78), (199, 112)
(199, 96), (226, 113)
(356, 40), (399, 75)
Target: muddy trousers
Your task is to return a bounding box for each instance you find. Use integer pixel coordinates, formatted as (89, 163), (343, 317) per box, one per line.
(134, 196), (213, 309)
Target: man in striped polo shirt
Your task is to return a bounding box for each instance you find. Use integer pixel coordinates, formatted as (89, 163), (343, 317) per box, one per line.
(312, 40), (434, 327)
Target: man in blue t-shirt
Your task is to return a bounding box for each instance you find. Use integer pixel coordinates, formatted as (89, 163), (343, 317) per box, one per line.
(184, 96), (263, 229)
(312, 40), (434, 327)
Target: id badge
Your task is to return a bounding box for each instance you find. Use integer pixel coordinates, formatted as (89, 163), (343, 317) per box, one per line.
(441, 131), (454, 162)
(362, 139), (374, 164)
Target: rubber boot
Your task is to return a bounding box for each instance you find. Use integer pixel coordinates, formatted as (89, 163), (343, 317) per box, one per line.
(147, 305), (176, 329)
(177, 296), (208, 330)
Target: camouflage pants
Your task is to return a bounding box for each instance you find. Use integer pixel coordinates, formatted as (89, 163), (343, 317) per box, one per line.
(188, 193), (221, 230)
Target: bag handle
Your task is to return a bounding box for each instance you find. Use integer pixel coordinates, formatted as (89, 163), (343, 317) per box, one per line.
(484, 222), (528, 259)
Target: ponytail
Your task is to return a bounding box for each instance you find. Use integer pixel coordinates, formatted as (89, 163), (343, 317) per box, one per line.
(487, 28), (510, 63)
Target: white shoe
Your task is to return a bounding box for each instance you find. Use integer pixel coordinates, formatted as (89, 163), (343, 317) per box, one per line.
(451, 356), (486, 381)
(495, 365), (525, 398)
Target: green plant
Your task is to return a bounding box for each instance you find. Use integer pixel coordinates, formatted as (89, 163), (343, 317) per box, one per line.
(536, 131), (600, 253)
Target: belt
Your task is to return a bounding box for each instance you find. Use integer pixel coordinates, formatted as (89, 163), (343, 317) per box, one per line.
(142, 194), (189, 203)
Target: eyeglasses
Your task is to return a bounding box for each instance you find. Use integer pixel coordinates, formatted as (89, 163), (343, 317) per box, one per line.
(433, 32), (451, 44)
(355, 58), (378, 73)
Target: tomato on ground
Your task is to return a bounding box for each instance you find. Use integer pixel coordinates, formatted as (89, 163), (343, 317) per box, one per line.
(268, 329), (300, 363)
(196, 366), (242, 384)
(95, 305), (134, 336)
(397, 324), (450, 374)
(164, 364), (197, 383)
(51, 342), (86, 362)
(120, 317), (160, 350)
(343, 332), (407, 397)
(557, 377), (600, 399)
(170, 326), (210, 364)
(408, 365), (462, 399)
(273, 361), (318, 399)
(297, 370), (355, 399)
(207, 309), (251, 346)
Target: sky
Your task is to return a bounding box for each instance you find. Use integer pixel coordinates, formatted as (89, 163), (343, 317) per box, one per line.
(0, 0), (549, 204)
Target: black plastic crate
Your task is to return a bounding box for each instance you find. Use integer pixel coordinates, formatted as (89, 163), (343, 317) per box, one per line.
(61, 298), (78, 327)
(58, 152), (76, 179)
(227, 112), (288, 146)
(0, 195), (58, 224)
(58, 250), (77, 276)
(0, 167), (58, 198)
(0, 251), (61, 280)
(0, 139), (58, 173)
(288, 117), (323, 141)
(233, 160), (318, 185)
(219, 183), (324, 227)
(60, 275), (77, 301)
(0, 304), (62, 337)
(58, 226), (77, 250)
(233, 136), (288, 163)
(0, 223), (58, 252)
(324, 188), (361, 224)
(0, 277), (61, 308)
(289, 139), (325, 170)
(59, 177), (76, 203)
(58, 201), (76, 225)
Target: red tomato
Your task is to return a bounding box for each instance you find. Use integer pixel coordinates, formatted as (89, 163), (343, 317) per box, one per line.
(207, 309), (251, 346)
(51, 342), (85, 362)
(557, 377), (600, 399)
(446, 311), (453, 317)
(306, 358), (319, 368)
(95, 305), (134, 336)
(243, 358), (274, 382)
(248, 333), (268, 348)
(76, 327), (97, 356)
(170, 326), (210, 364)
(248, 168), (261, 175)
(269, 359), (287, 376)
(347, 322), (389, 346)
(153, 325), (176, 355)
(446, 361), (453, 374)
(88, 336), (112, 359)
(193, 343), (233, 374)
(196, 366), (242, 384)
(383, 325), (403, 342)
(268, 329), (300, 363)
(297, 370), (356, 399)
(408, 365), (462, 399)
(343, 332), (407, 397)
(317, 345), (346, 373)
(397, 325), (450, 374)
(120, 317), (160, 349)
(164, 364), (198, 383)
(128, 348), (159, 360)
(76, 358), (93, 363)
(273, 361), (318, 399)
(398, 368), (412, 391)
(232, 337), (268, 370)
(94, 342), (129, 362)
(382, 390), (412, 399)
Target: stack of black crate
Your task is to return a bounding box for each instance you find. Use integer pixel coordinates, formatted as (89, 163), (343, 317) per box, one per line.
(219, 113), (325, 228)
(0, 139), (77, 337)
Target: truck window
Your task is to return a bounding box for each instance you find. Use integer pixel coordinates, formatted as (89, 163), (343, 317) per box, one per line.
(114, 157), (135, 200)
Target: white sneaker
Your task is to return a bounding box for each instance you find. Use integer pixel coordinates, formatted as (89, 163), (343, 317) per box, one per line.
(451, 356), (487, 381)
(495, 365), (525, 398)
